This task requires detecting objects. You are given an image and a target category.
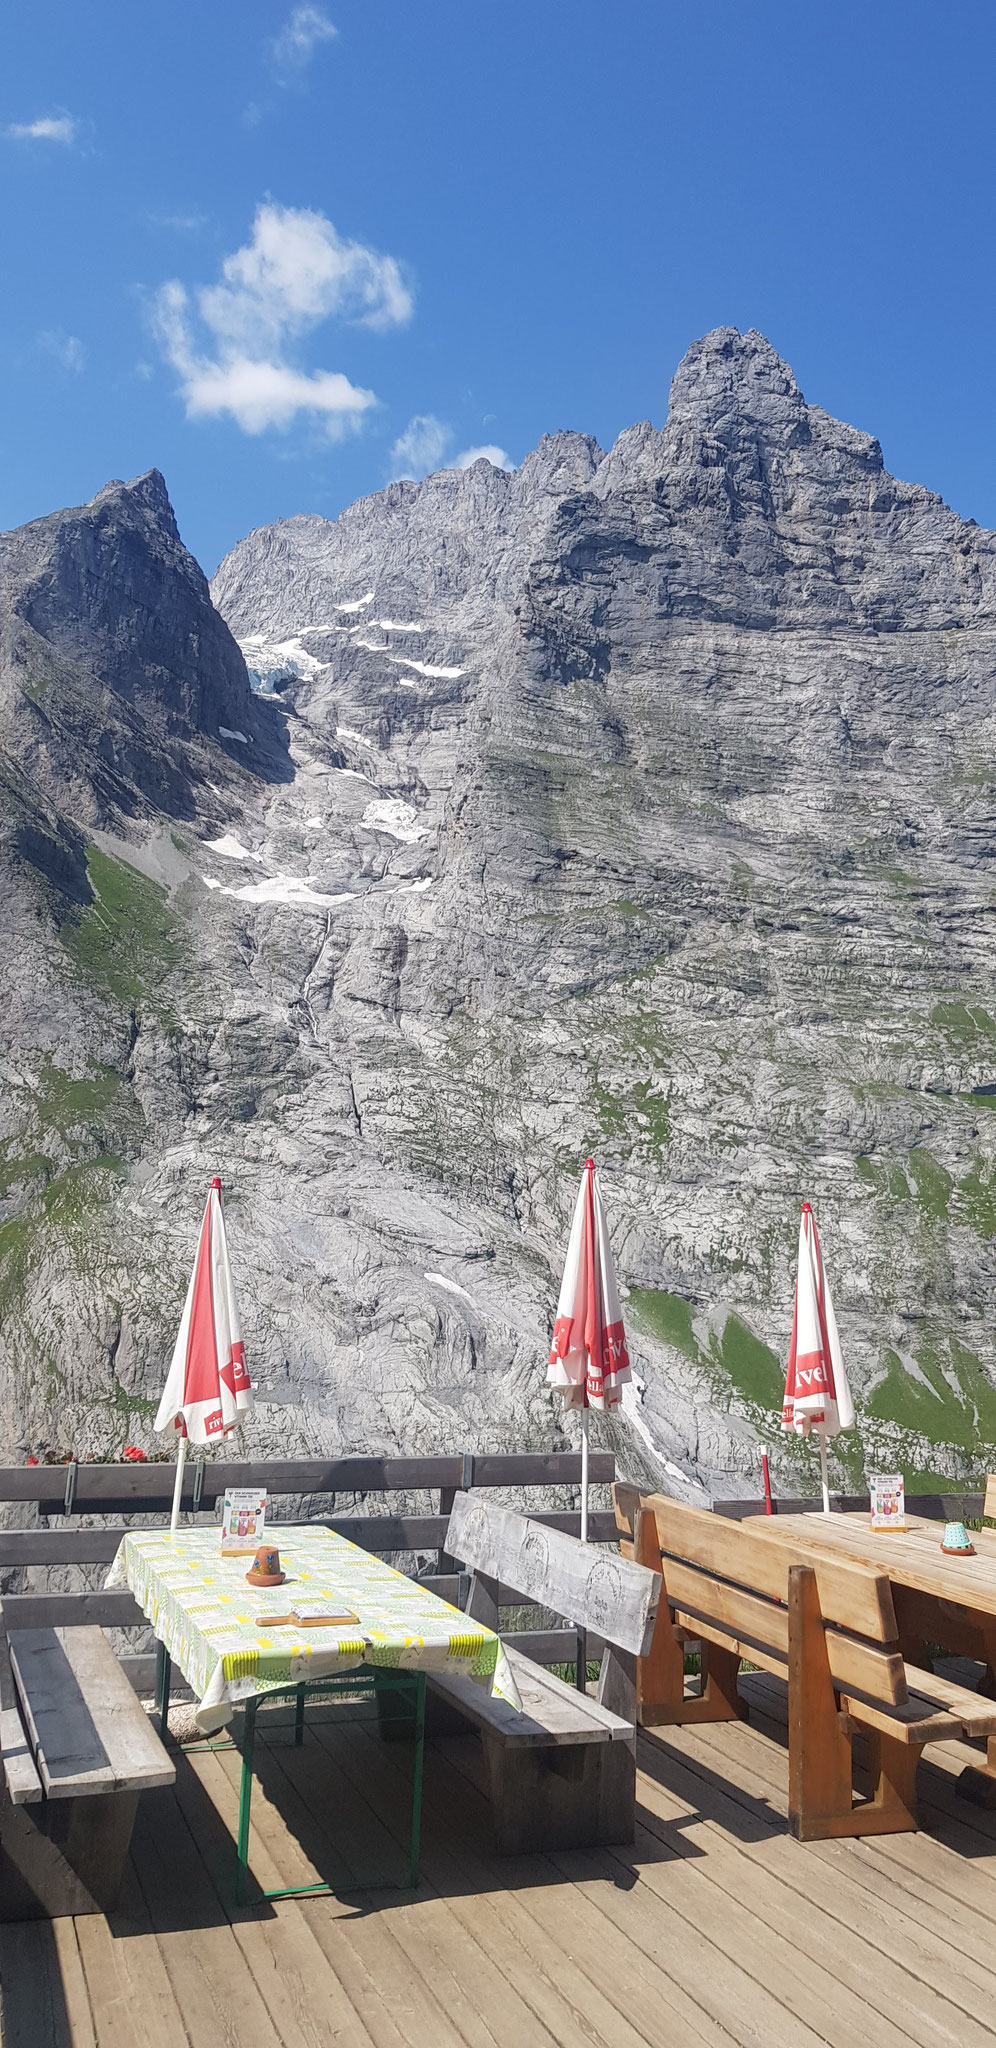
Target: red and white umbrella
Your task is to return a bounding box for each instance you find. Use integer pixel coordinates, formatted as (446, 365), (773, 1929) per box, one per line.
(546, 1159), (631, 1538)
(781, 1201), (854, 1512)
(156, 1177), (252, 1530)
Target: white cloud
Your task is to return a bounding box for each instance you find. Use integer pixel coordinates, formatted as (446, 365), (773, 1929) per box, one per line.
(455, 443), (511, 471)
(5, 113), (77, 144)
(389, 418), (513, 481)
(152, 201), (411, 437)
(39, 330), (85, 372)
(199, 202), (411, 343)
(271, 5), (337, 74)
(389, 414), (449, 480)
(154, 211), (209, 233)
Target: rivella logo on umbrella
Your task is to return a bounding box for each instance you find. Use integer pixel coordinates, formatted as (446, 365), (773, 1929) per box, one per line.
(781, 1201), (855, 1513)
(546, 1158), (631, 1539)
(156, 1177), (252, 1531)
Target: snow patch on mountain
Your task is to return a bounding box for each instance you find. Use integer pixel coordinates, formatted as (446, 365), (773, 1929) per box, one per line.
(360, 800), (430, 842)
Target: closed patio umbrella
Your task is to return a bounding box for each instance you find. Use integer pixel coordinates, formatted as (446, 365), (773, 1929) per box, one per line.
(546, 1159), (631, 1540)
(156, 1177), (252, 1531)
(781, 1200), (854, 1513)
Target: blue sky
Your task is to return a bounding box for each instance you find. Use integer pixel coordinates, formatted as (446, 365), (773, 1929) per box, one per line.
(2, 1), (995, 572)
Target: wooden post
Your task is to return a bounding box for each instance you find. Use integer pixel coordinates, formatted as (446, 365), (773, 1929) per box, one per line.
(788, 1562), (854, 1840)
(633, 1506), (685, 1721)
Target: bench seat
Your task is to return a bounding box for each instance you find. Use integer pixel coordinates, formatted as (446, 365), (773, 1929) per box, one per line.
(616, 1486), (996, 1839)
(430, 1642), (634, 1746)
(434, 1495), (660, 1854)
(430, 1645), (636, 1854)
(1, 1622), (174, 1920)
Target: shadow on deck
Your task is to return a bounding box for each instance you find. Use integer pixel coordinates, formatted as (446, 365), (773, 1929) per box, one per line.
(4, 1676), (996, 2047)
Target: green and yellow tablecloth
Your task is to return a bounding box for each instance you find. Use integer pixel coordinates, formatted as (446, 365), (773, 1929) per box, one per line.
(106, 1525), (520, 1731)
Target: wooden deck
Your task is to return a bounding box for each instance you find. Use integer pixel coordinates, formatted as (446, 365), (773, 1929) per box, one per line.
(7, 1674), (996, 2047)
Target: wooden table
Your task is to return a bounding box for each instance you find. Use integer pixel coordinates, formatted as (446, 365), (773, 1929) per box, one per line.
(745, 1509), (996, 1799)
(107, 1526), (518, 1900)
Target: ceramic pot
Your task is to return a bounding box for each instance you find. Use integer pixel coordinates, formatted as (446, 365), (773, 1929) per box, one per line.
(246, 1545), (285, 1586)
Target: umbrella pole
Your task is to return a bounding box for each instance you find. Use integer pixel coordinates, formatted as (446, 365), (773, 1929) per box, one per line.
(580, 1406), (589, 1544)
(819, 1432), (830, 1515)
(170, 1434), (187, 1535)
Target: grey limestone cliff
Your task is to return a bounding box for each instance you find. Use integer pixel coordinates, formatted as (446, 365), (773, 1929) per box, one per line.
(2, 327), (996, 1499)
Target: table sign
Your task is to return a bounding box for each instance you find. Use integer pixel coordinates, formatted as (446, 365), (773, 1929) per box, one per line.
(869, 1472), (906, 1531)
(221, 1486), (267, 1555)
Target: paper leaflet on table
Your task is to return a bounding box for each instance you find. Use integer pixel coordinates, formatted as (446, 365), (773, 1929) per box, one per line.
(221, 1487), (267, 1555)
(869, 1473), (906, 1531)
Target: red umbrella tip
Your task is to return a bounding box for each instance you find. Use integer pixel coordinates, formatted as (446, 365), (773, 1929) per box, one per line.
(210, 1176), (222, 1190)
(584, 1157), (595, 1171)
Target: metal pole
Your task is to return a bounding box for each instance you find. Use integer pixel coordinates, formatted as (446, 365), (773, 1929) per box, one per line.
(169, 1434), (187, 1535)
(819, 1432), (831, 1515)
(762, 1452), (773, 1515)
(235, 1697), (257, 1906)
(580, 1406), (589, 1544)
(408, 1674), (425, 1890)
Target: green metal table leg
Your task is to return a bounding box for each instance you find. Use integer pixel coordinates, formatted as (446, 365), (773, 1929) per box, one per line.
(294, 1684), (305, 1746)
(235, 1697), (257, 1906)
(231, 1671), (423, 1902)
(408, 1674), (425, 1890)
(155, 1642), (172, 1740)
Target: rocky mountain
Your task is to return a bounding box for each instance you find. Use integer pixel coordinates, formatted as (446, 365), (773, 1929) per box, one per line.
(3, 326), (996, 1500)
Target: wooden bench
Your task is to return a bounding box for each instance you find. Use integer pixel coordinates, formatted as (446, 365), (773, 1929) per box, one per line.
(0, 1603), (174, 1920)
(615, 1487), (996, 1839)
(427, 1493), (660, 1853)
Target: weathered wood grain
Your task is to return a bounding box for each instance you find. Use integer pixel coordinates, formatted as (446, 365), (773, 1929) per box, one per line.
(0, 1608), (41, 1807)
(0, 1448), (617, 1513)
(429, 1644), (633, 1748)
(646, 1493), (900, 1642)
(447, 1494), (660, 1654)
(9, 1629), (173, 1798)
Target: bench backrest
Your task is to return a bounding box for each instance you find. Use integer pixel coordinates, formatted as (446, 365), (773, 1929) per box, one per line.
(618, 1488), (907, 1707)
(446, 1493), (661, 1657)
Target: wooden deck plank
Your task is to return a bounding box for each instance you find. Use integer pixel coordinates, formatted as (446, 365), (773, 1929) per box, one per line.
(330, 1714), (737, 2048)
(438, 1726), (828, 2048)
(128, 1772), (304, 2048)
(75, 1845), (193, 2048)
(4, 1683), (995, 2048)
(253, 1719), (566, 2048)
(49, 1919), (96, 2048)
(635, 1725), (996, 2048)
(673, 1677), (996, 2020)
(212, 1725), (484, 2048)
(0, 1920), (81, 2047)
(171, 1743), (378, 2048)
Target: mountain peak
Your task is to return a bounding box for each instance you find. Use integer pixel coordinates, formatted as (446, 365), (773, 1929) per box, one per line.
(666, 325), (807, 443)
(91, 468), (179, 537)
(664, 325), (885, 478)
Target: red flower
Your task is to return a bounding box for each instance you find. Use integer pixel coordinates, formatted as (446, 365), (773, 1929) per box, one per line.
(26, 1455), (38, 1466)
(123, 1445), (148, 1462)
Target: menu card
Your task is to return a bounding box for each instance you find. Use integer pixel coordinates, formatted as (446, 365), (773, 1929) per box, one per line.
(221, 1487), (267, 1556)
(869, 1473), (906, 1531)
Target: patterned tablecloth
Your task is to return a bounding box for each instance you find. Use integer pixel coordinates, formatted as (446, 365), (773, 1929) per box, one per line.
(106, 1525), (521, 1732)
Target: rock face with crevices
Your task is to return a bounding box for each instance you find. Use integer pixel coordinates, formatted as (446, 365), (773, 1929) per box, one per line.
(3, 327), (996, 1498)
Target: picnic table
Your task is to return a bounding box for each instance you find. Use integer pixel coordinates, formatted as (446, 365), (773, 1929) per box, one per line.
(107, 1525), (519, 1897)
(746, 1508), (996, 1801)
(745, 1509), (996, 1656)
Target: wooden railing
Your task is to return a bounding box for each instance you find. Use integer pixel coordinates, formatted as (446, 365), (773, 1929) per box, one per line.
(712, 1492), (986, 1521)
(0, 1451), (617, 1684)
